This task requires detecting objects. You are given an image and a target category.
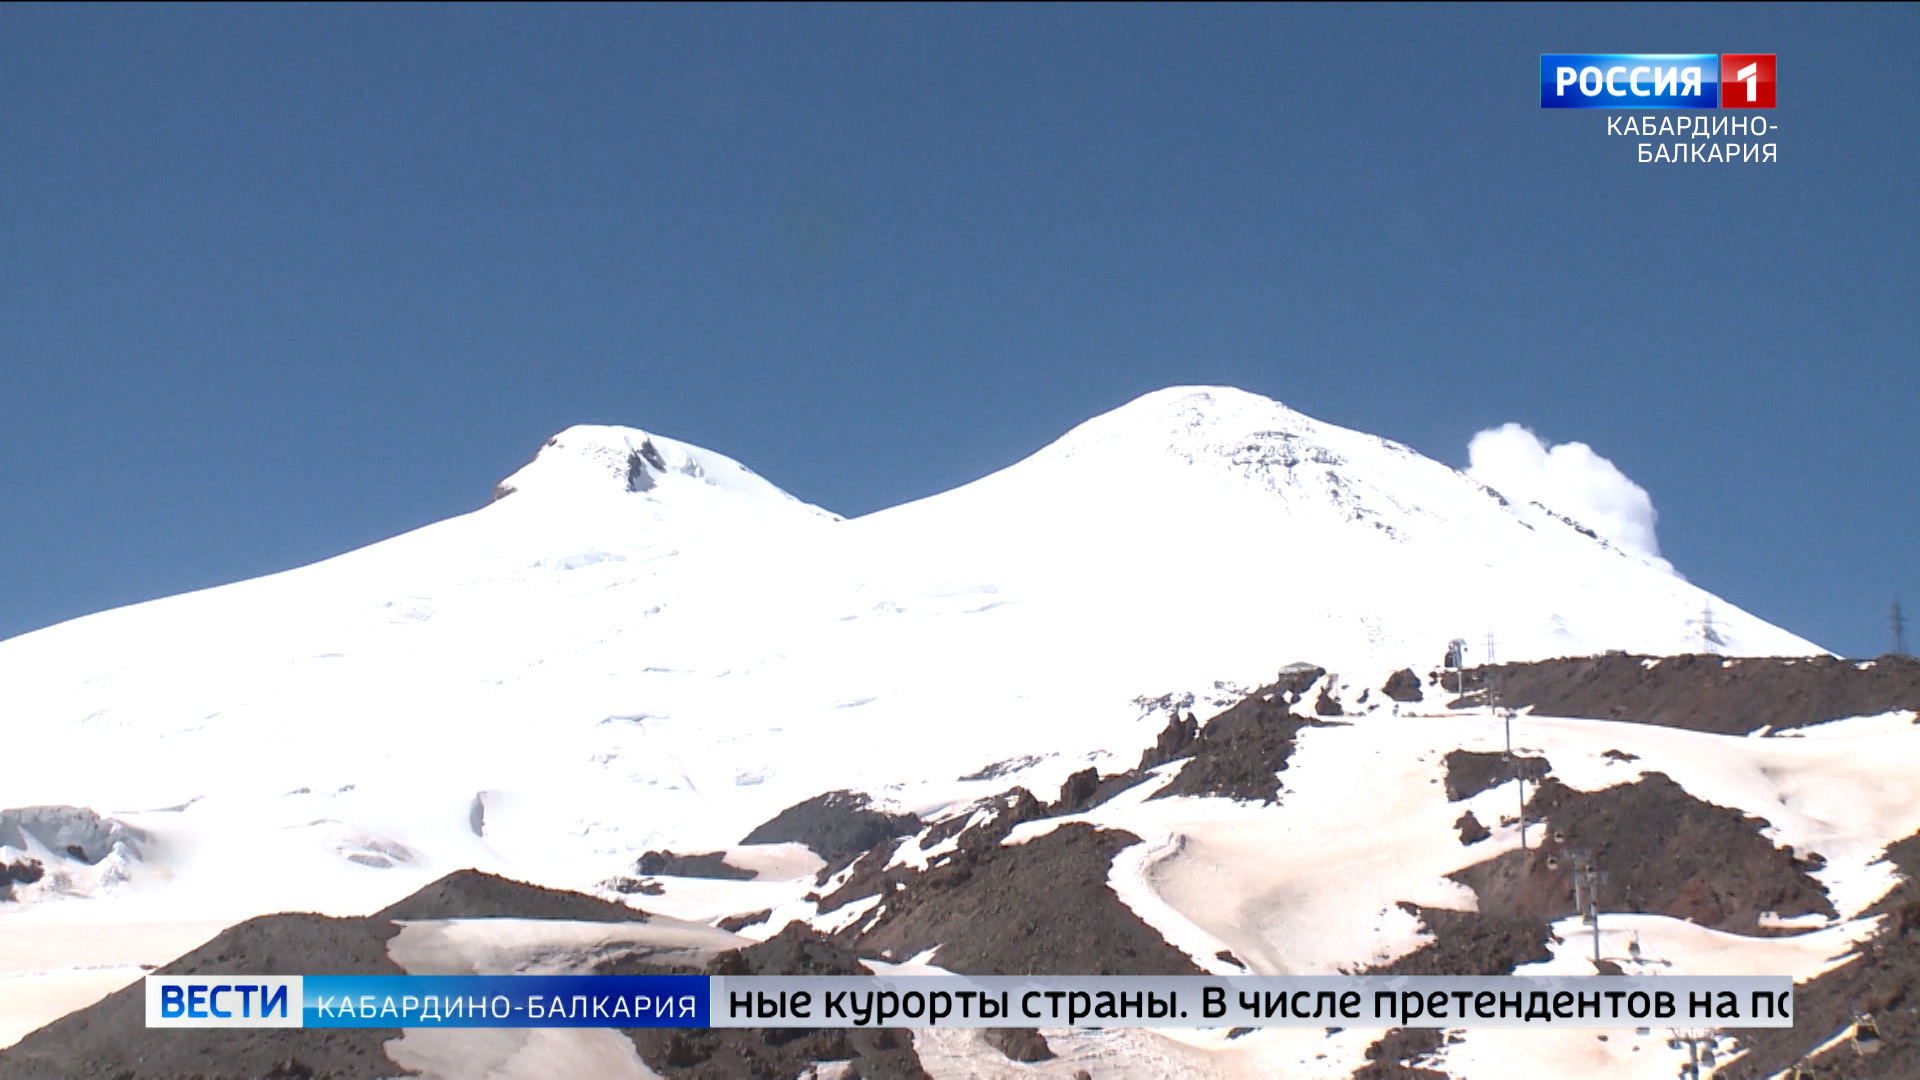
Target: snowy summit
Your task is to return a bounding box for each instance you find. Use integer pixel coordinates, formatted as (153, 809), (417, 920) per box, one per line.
(0, 385), (1819, 916)
(0, 387), (1857, 1069)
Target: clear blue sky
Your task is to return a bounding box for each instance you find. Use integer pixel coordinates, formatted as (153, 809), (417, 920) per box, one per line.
(2, 4), (1914, 657)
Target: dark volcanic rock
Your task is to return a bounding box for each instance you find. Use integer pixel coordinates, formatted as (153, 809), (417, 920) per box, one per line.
(846, 822), (1204, 976)
(741, 790), (920, 863)
(945, 680), (1323, 827)
(710, 922), (868, 977)
(1137, 711), (1200, 770)
(1442, 749), (1549, 803)
(1150, 685), (1330, 803)
(816, 788), (1043, 917)
(1454, 811), (1490, 846)
(1382, 668), (1424, 703)
(714, 908), (773, 933)
(1367, 902), (1554, 978)
(632, 1024), (927, 1080)
(0, 870), (657, 1080)
(1359, 842), (1556, 1080)
(625, 926), (931, 1078)
(634, 850), (757, 880)
(1451, 653), (1920, 734)
(958, 754), (1045, 781)
(377, 867), (649, 921)
(1315, 685), (1345, 716)
(1426, 772), (1836, 951)
(1369, 770), (1833, 989)
(1519, 773), (1835, 932)
(1050, 767), (1103, 814)
(1722, 831), (1920, 1078)
(822, 788), (1038, 904)
(0, 857), (43, 900)
(0, 913), (407, 1080)
(1273, 663), (1327, 701)
(1359, 895), (1546, 1078)
(1355, 1028), (1449, 1079)
(1359, 844), (1555, 1080)
(982, 1027), (1055, 1062)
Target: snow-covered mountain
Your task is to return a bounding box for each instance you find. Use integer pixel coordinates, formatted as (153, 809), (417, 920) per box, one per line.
(0, 388), (1816, 915)
(8, 386), (1883, 1076)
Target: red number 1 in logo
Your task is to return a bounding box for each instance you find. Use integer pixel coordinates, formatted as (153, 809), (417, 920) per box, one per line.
(1720, 54), (1776, 108)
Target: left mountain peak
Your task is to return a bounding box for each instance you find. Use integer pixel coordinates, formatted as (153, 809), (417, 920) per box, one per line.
(491, 424), (837, 519)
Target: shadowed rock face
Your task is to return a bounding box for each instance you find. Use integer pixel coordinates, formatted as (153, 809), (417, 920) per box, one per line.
(632, 850), (757, 881)
(842, 822), (1205, 977)
(1442, 749), (1550, 803)
(740, 789), (921, 866)
(1445, 653), (1920, 734)
(1382, 668), (1424, 703)
(1147, 683), (1332, 803)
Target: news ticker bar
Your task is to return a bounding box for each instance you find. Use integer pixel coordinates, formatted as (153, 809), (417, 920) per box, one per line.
(147, 974), (1796, 1030)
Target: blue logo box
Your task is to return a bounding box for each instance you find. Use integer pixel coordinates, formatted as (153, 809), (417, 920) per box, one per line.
(1540, 55), (1720, 108)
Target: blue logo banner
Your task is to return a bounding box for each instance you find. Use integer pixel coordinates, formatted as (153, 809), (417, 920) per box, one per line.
(1541, 55), (1720, 108)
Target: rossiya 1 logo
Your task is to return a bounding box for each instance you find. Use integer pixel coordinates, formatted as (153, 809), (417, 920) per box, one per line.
(1718, 54), (1776, 109)
(1539, 54), (1776, 108)
(1541, 54), (1778, 164)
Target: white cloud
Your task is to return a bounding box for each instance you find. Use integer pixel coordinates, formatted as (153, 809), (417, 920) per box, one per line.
(1467, 423), (1664, 561)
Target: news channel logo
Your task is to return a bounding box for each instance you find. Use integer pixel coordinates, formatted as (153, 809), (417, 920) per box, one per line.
(1540, 55), (1776, 109)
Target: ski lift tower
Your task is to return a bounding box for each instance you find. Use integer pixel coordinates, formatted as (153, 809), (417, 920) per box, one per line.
(1502, 705), (1529, 851)
(1568, 850), (1608, 965)
(1444, 637), (1468, 694)
(1666, 1029), (1719, 1078)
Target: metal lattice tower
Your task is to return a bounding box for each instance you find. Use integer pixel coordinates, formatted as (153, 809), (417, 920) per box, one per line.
(1688, 601), (1725, 654)
(1893, 599), (1908, 657)
(1569, 851), (1608, 963)
(1504, 704), (1526, 851)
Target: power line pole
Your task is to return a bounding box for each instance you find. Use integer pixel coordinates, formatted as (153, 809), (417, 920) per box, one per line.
(1689, 601), (1724, 654)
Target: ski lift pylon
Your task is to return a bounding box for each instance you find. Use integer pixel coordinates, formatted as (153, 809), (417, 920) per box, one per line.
(1853, 1011), (1882, 1056)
